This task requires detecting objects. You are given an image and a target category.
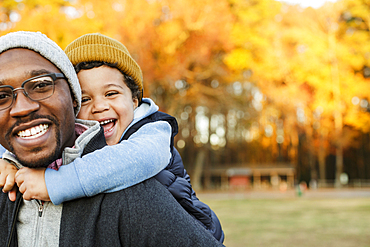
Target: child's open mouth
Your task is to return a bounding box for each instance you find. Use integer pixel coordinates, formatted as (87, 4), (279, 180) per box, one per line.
(99, 119), (117, 134)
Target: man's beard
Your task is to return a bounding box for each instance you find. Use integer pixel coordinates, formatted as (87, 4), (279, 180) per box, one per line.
(14, 140), (61, 168)
(6, 114), (61, 168)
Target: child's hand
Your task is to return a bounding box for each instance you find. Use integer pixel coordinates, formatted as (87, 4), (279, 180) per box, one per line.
(15, 167), (50, 201)
(0, 159), (18, 201)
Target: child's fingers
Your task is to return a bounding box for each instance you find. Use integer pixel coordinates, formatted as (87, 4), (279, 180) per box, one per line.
(18, 180), (26, 195)
(22, 189), (32, 201)
(19, 182), (35, 201)
(2, 172), (16, 192)
(0, 170), (16, 191)
(15, 168), (32, 200)
(8, 187), (17, 202)
(0, 172), (6, 189)
(14, 169), (25, 187)
(0, 160), (17, 191)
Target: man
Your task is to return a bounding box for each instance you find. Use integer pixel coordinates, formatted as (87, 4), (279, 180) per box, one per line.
(0, 31), (223, 247)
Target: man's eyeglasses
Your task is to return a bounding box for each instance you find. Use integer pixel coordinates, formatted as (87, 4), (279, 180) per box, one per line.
(0, 73), (65, 111)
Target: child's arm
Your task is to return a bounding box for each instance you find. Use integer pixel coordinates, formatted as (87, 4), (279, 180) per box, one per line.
(0, 158), (18, 201)
(45, 121), (172, 205)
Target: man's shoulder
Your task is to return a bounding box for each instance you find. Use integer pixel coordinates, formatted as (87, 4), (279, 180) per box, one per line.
(99, 177), (176, 217)
(107, 177), (167, 200)
(61, 178), (224, 246)
(61, 178), (169, 228)
(65, 177), (166, 206)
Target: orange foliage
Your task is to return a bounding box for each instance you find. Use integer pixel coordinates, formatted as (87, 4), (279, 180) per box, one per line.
(2, 0), (370, 182)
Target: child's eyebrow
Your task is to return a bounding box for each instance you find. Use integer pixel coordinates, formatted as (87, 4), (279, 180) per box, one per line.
(104, 83), (125, 90)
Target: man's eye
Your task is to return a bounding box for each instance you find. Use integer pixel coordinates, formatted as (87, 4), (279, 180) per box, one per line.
(30, 79), (53, 91)
(0, 91), (11, 100)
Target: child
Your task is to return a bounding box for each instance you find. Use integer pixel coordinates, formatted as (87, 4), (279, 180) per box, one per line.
(1, 33), (224, 242)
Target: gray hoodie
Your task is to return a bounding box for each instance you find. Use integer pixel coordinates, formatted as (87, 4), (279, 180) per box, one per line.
(3, 119), (101, 247)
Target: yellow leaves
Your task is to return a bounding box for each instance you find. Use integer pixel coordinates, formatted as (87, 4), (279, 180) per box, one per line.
(345, 110), (370, 133)
(156, 21), (188, 54)
(1, 0), (19, 9)
(224, 48), (253, 71)
(2, 0), (370, 141)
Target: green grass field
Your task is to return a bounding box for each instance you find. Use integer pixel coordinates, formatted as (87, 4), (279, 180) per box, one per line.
(202, 193), (370, 247)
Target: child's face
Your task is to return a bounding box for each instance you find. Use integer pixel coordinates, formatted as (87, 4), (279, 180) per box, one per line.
(77, 65), (139, 145)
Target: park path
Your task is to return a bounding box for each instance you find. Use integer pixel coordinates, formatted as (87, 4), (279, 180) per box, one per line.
(197, 188), (370, 200)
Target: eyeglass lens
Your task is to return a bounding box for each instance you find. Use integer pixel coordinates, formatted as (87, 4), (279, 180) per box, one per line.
(0, 75), (55, 110)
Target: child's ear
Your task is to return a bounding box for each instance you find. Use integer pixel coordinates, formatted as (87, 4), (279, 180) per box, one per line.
(133, 98), (139, 109)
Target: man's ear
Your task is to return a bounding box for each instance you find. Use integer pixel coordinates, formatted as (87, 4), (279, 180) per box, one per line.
(73, 100), (78, 108)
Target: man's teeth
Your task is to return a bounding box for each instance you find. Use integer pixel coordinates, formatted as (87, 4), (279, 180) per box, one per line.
(99, 119), (114, 125)
(18, 124), (49, 139)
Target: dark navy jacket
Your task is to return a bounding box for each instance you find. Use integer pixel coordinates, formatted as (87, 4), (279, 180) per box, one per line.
(121, 111), (224, 243)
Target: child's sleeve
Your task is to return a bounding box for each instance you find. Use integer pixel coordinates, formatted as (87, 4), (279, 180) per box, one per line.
(45, 121), (172, 205)
(0, 145), (6, 157)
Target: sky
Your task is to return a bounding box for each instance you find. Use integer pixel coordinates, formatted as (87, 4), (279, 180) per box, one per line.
(278, 0), (338, 8)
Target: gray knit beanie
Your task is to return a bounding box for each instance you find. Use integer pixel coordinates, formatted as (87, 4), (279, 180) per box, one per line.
(0, 31), (81, 115)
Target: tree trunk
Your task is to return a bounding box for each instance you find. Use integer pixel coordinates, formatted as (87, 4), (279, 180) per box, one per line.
(306, 124), (317, 188)
(192, 148), (206, 191)
(335, 142), (343, 187)
(328, 22), (343, 188)
(318, 129), (327, 181)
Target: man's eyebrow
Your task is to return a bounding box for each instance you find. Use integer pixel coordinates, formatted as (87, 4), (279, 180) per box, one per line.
(0, 70), (54, 86)
(30, 69), (53, 77)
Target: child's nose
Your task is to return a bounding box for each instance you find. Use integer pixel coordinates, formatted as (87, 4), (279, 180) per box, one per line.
(92, 99), (110, 113)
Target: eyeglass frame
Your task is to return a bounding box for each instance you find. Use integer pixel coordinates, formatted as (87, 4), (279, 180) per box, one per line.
(0, 73), (66, 111)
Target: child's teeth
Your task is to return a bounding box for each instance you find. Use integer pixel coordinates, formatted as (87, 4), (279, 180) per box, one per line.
(100, 119), (113, 125)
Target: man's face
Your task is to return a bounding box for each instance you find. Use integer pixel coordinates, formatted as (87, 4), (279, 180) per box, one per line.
(0, 48), (76, 168)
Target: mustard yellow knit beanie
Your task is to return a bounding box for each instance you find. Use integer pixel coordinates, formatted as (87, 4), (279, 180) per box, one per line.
(65, 33), (143, 99)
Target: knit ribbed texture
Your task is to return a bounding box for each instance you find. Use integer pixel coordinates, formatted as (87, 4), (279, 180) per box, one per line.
(65, 33), (143, 98)
(0, 31), (81, 115)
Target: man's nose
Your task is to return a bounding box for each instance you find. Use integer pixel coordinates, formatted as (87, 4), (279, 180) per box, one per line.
(9, 91), (39, 117)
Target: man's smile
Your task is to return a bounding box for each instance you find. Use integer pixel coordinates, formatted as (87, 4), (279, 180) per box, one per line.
(17, 124), (49, 139)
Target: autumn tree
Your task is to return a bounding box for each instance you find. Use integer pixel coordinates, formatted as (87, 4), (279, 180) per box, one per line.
(2, 0), (370, 189)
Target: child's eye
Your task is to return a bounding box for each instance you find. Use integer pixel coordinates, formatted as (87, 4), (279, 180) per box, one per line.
(106, 91), (119, 97)
(81, 97), (91, 104)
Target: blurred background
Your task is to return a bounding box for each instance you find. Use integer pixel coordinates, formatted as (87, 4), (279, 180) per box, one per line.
(1, 0), (370, 245)
(2, 0), (370, 191)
